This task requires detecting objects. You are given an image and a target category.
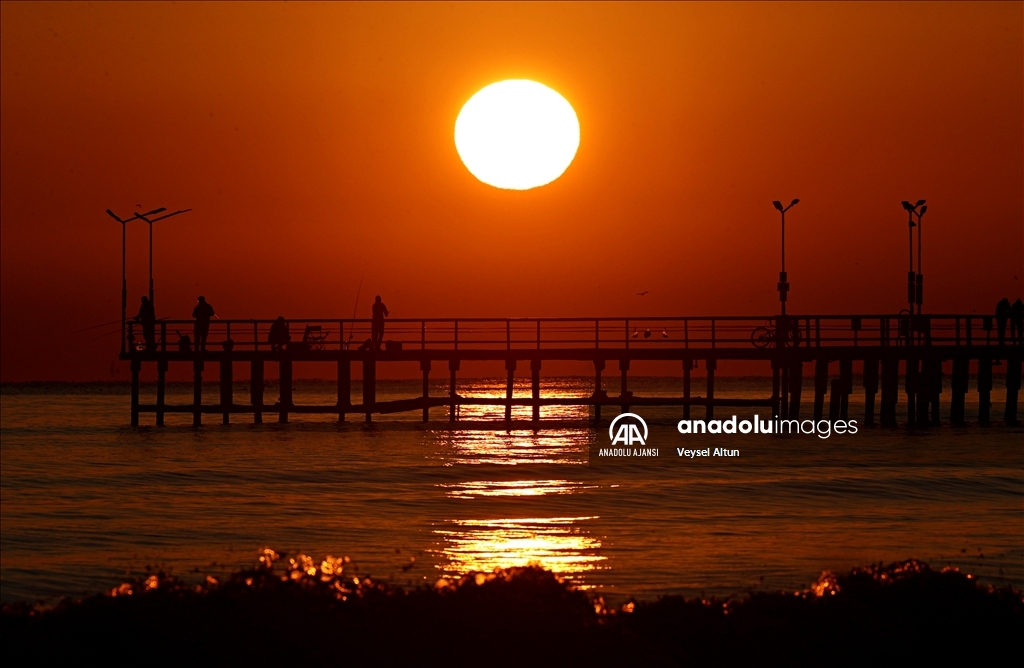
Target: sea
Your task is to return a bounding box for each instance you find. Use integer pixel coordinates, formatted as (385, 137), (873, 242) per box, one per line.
(2, 377), (1021, 604)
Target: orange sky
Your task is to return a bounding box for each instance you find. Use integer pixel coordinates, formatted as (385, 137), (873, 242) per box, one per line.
(1, 2), (1021, 381)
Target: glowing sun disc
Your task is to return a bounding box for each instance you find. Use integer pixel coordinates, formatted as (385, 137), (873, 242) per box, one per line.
(455, 80), (580, 190)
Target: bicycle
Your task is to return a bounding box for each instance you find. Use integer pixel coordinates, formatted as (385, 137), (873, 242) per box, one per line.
(751, 319), (802, 348)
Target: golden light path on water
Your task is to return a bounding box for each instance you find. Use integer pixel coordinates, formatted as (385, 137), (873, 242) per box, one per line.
(430, 413), (605, 585)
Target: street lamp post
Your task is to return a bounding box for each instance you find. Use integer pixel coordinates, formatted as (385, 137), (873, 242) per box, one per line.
(106, 207), (164, 353)
(913, 204), (927, 315)
(132, 208), (192, 306)
(772, 199), (800, 317)
(901, 200), (926, 316)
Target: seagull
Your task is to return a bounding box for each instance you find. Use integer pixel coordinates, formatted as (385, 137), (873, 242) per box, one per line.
(636, 291), (649, 296)
(661, 328), (669, 338)
(632, 328), (639, 338)
(644, 328), (651, 339)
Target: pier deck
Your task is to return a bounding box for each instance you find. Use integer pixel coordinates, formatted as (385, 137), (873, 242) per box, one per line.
(120, 314), (1022, 427)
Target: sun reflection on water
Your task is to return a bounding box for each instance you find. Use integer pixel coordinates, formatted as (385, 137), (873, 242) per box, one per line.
(434, 428), (590, 465)
(440, 479), (596, 499)
(432, 516), (605, 585)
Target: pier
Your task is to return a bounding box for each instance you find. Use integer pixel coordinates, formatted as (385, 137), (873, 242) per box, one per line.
(121, 314), (1022, 428)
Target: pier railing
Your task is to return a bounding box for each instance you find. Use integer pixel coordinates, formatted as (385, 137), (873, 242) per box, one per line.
(125, 314), (1000, 353)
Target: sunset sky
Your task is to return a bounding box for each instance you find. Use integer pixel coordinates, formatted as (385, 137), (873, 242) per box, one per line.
(1, 2), (1021, 381)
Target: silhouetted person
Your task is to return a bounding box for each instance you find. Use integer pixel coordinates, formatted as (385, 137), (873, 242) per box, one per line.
(192, 296), (215, 351)
(133, 296), (156, 352)
(371, 295), (389, 350)
(268, 316), (290, 351)
(995, 298), (1011, 346)
(1011, 298), (1024, 347)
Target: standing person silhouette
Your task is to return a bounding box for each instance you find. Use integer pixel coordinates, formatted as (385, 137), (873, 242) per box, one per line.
(371, 295), (389, 350)
(268, 316), (290, 352)
(192, 296), (215, 351)
(133, 296), (156, 352)
(995, 298), (1011, 346)
(1011, 298), (1024, 347)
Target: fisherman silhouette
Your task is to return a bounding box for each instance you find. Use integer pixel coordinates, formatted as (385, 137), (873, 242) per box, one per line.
(133, 296), (156, 352)
(995, 298), (1011, 346)
(1011, 298), (1024, 347)
(268, 316), (290, 352)
(192, 296), (215, 351)
(371, 295), (389, 350)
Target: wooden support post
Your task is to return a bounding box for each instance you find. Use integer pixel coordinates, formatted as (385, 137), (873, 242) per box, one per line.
(531, 359), (542, 422)
(880, 357), (898, 427)
(505, 359), (516, 422)
(338, 358), (350, 423)
(362, 358), (374, 423)
(839, 358), (853, 420)
(928, 358), (943, 426)
(829, 379), (842, 420)
(280, 358), (293, 424)
(251, 359), (264, 424)
(771, 359), (781, 418)
(916, 358), (931, 427)
(950, 356), (968, 426)
(788, 360), (803, 420)
(978, 355), (992, 426)
(420, 359), (431, 423)
(1004, 352), (1021, 426)
(593, 359), (605, 423)
(705, 358), (716, 420)
(619, 358), (631, 415)
(683, 359), (692, 420)
(862, 357), (878, 426)
(130, 359), (141, 427)
(156, 360), (167, 427)
(192, 359), (203, 427)
(905, 357), (918, 428)
(220, 358), (232, 425)
(448, 358), (460, 422)
(779, 358), (789, 419)
(813, 359), (828, 421)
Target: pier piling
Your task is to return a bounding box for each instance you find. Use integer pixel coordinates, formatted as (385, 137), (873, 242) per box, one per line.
(220, 358), (232, 425)
(339, 358), (350, 422)
(862, 357), (878, 426)
(1005, 352), (1021, 426)
(448, 359), (459, 422)
(978, 355), (992, 426)
(706, 358), (716, 420)
(829, 379), (842, 420)
(420, 359), (430, 423)
(788, 360), (803, 419)
(880, 358), (898, 426)
(682, 359), (692, 420)
(505, 359), (516, 422)
(813, 359), (828, 421)
(531, 359), (542, 422)
(950, 356), (968, 425)
(839, 359), (852, 420)
(130, 359), (141, 427)
(251, 359), (264, 424)
(280, 357), (293, 424)
(156, 360), (167, 427)
(619, 359), (631, 415)
(593, 359), (605, 423)
(192, 359), (203, 427)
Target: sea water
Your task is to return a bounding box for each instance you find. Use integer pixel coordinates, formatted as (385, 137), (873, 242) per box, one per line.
(2, 377), (1021, 603)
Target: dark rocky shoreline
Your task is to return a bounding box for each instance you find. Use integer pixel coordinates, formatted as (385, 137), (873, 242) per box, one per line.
(2, 552), (1020, 665)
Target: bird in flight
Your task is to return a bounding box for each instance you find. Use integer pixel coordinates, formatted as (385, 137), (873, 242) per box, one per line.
(636, 291), (649, 296)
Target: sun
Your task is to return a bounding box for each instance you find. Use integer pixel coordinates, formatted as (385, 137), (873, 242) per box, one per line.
(455, 80), (580, 190)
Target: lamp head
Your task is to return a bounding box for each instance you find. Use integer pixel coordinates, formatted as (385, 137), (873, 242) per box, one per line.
(773, 201), (784, 211)
(901, 201), (913, 211)
(790, 198), (799, 207)
(915, 199), (926, 207)
(106, 209), (124, 223)
(919, 205), (928, 215)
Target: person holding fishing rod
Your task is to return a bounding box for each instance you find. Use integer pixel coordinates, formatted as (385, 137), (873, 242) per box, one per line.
(371, 295), (389, 351)
(133, 296), (156, 352)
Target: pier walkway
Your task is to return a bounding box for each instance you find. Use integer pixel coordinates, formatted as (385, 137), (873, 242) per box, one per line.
(121, 314), (1022, 427)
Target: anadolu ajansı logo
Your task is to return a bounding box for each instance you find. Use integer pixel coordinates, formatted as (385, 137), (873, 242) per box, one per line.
(609, 413), (648, 446)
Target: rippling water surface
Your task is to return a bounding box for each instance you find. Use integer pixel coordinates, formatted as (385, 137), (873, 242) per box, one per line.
(2, 378), (1021, 602)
